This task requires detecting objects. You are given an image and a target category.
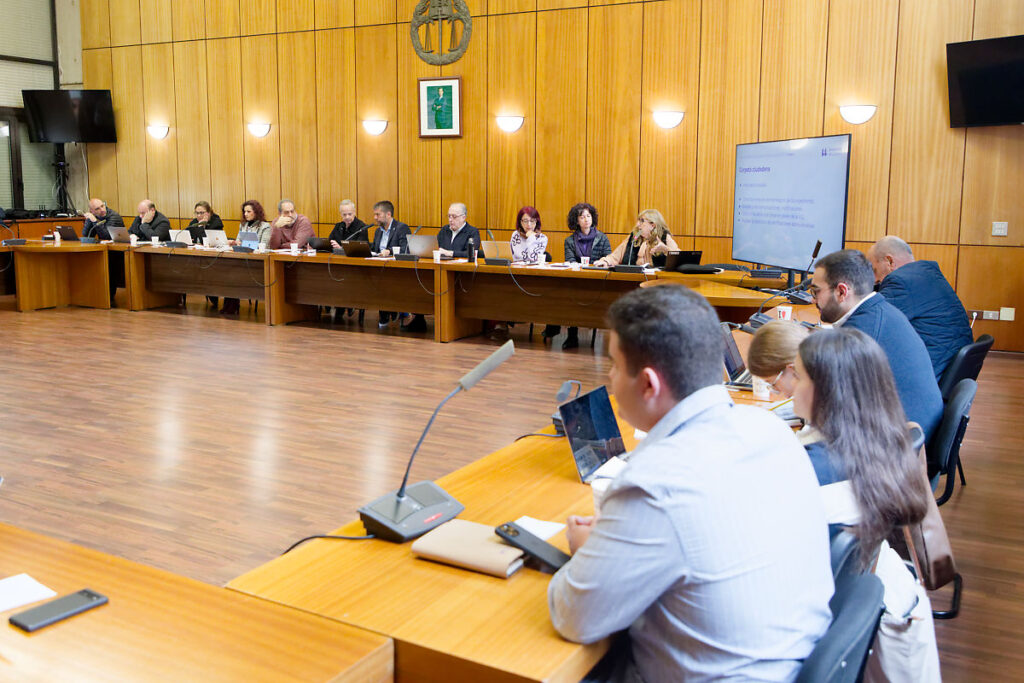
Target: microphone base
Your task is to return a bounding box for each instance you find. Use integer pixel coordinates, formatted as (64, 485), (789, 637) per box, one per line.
(747, 312), (774, 330)
(358, 480), (464, 543)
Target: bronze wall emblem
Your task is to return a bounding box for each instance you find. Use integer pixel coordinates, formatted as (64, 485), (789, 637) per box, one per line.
(411, 0), (472, 66)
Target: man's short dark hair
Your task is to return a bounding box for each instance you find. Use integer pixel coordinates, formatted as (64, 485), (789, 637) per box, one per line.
(817, 249), (875, 296)
(374, 200), (395, 216)
(606, 286), (724, 401)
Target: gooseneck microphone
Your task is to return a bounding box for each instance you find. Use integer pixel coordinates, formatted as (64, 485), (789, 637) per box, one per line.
(748, 239), (825, 329)
(359, 340), (515, 542)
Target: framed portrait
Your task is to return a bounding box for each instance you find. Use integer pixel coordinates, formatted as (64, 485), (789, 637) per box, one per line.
(419, 77), (462, 138)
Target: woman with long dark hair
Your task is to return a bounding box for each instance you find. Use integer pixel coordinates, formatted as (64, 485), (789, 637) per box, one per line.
(222, 200), (272, 315)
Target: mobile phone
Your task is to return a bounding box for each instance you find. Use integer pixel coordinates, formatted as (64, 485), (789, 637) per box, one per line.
(495, 522), (570, 574)
(10, 589), (108, 632)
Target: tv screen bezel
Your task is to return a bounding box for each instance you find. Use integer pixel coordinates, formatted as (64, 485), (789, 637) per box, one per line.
(947, 34), (1024, 128)
(22, 89), (117, 144)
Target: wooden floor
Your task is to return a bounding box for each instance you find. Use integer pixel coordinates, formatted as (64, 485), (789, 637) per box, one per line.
(0, 295), (1018, 681)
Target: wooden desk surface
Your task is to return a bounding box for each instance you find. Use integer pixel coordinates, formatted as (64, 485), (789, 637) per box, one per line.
(0, 523), (393, 682)
(229, 415), (643, 683)
(11, 242), (108, 254)
(657, 269), (786, 289)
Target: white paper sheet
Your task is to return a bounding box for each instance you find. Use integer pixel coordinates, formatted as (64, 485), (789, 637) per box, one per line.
(513, 516), (565, 540)
(0, 573), (56, 613)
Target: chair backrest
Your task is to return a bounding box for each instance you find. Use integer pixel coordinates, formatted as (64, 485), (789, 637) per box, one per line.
(926, 378), (977, 478)
(795, 574), (884, 683)
(829, 530), (861, 592)
(939, 334), (993, 401)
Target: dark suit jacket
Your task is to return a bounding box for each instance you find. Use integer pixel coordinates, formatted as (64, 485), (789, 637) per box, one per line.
(877, 260), (973, 381)
(437, 223), (482, 258)
(371, 219), (410, 254)
(186, 212), (225, 242)
(842, 293), (944, 441)
(329, 217), (369, 244)
(129, 211), (172, 241)
(83, 209), (125, 240)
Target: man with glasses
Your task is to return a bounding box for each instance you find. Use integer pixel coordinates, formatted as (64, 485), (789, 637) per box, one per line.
(437, 202), (481, 259)
(809, 249), (943, 440)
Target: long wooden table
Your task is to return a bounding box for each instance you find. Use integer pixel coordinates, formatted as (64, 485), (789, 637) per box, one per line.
(12, 242), (110, 312)
(0, 523), (393, 681)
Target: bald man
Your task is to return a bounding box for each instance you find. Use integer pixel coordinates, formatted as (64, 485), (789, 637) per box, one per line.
(82, 198), (124, 240)
(867, 236), (973, 380)
(128, 200), (172, 242)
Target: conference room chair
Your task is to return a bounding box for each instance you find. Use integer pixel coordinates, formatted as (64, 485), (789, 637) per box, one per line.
(829, 530), (862, 601)
(939, 334), (994, 401)
(795, 574), (884, 683)
(928, 378), (977, 507)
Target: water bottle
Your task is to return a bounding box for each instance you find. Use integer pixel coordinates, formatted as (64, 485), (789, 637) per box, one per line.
(467, 238), (475, 263)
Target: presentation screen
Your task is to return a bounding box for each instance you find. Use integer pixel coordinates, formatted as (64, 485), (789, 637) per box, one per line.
(731, 134), (850, 272)
(22, 90), (117, 144)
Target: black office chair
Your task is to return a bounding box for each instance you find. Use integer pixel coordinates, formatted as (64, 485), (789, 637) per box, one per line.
(928, 378), (977, 506)
(938, 334), (993, 401)
(830, 530), (862, 599)
(795, 574), (884, 683)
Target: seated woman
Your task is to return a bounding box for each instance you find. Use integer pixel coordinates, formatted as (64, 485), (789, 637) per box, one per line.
(792, 327), (939, 682)
(593, 209), (678, 268)
(544, 203), (612, 349)
(222, 200), (272, 315)
(746, 319), (809, 398)
(510, 206), (547, 263)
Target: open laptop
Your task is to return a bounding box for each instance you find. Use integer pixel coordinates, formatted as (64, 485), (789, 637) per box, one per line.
(308, 237), (332, 252)
(406, 233), (438, 258)
(721, 322), (753, 387)
(339, 240), (372, 257)
(107, 226), (132, 243)
(481, 241), (513, 259)
(168, 228), (194, 245)
(558, 386), (626, 484)
(204, 229), (229, 247)
(237, 230), (259, 249)
(662, 250), (702, 271)
(54, 225), (79, 241)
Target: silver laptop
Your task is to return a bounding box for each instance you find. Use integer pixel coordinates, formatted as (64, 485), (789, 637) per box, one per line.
(481, 240), (513, 259)
(237, 230), (259, 248)
(169, 228), (194, 244)
(558, 386), (626, 484)
(107, 225), (132, 243)
(406, 233), (438, 258)
(204, 229), (229, 247)
(721, 322), (753, 386)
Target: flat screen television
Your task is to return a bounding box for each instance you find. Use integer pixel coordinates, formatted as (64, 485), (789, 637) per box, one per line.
(22, 89), (117, 143)
(731, 134), (850, 272)
(947, 34), (1024, 128)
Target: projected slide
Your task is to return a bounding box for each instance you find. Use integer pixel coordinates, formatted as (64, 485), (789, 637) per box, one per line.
(732, 135), (850, 271)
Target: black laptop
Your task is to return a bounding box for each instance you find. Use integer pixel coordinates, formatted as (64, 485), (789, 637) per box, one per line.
(307, 237), (332, 252)
(662, 250), (702, 271)
(339, 241), (372, 257)
(54, 225), (80, 241)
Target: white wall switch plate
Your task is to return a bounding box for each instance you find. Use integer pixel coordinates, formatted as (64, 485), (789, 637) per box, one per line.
(992, 221), (1008, 236)
(1000, 307), (1015, 322)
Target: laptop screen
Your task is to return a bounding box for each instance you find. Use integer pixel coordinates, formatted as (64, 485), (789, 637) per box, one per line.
(559, 386), (626, 482)
(721, 323), (747, 381)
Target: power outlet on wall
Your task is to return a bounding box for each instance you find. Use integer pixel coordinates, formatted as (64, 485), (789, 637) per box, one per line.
(992, 221), (1009, 237)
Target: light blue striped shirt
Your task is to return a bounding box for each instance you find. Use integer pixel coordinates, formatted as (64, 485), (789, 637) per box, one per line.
(548, 385), (833, 682)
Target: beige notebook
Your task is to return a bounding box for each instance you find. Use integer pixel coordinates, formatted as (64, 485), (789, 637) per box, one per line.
(411, 519), (525, 578)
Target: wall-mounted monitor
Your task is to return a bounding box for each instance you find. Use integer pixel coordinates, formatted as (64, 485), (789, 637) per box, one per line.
(731, 134), (850, 272)
(947, 34), (1024, 128)
(22, 89), (117, 143)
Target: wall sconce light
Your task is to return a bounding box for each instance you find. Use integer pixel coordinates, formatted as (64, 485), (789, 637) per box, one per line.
(839, 105), (877, 125)
(362, 120), (388, 136)
(495, 115), (524, 133)
(247, 122), (271, 138)
(147, 125), (169, 140)
(652, 111), (685, 129)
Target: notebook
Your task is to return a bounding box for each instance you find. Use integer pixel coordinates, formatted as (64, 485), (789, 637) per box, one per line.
(411, 519), (525, 578)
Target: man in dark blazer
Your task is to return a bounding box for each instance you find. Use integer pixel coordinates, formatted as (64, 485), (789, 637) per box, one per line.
(328, 199), (369, 247)
(868, 236), (973, 381)
(128, 199), (172, 242)
(82, 197), (124, 240)
(810, 249), (944, 441)
(370, 200), (410, 256)
(437, 202), (482, 258)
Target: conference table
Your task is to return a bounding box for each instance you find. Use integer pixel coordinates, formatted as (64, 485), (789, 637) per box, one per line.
(0, 523), (393, 681)
(11, 242), (110, 312)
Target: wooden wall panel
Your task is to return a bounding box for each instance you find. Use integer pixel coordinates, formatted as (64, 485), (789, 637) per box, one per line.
(108, 0), (141, 46)
(206, 38), (246, 223)
(355, 0), (395, 26)
(82, 50), (119, 203)
(240, 36), (281, 211)
(539, 0), (584, 10)
(315, 29), (357, 226)
(172, 0), (206, 41)
(536, 8), (586, 234)
(354, 25), (398, 219)
(759, 0), (827, 141)
(887, 0), (972, 244)
(278, 32), (319, 223)
(241, 0), (276, 35)
(81, 0), (111, 49)
(173, 42), (212, 216)
(207, 0), (240, 38)
(141, 44), (179, 218)
(441, 17), (488, 230)
(278, 0), (314, 32)
(957, 246), (1024, 352)
(490, 0), (533, 13)
(695, 0), (762, 237)
(397, 25), (441, 230)
(316, 0), (354, 29)
(110, 46), (147, 216)
(586, 4), (642, 234)
(823, 0), (898, 244)
(640, 0), (700, 237)
(139, 0), (172, 44)
(487, 12), (535, 234)
(694, 237), (742, 267)
(959, 1), (1024, 247)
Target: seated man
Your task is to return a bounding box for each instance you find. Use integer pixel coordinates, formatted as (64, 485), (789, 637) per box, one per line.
(128, 199), (172, 242)
(369, 200), (410, 256)
(186, 201), (225, 243)
(268, 199), (314, 250)
(328, 199), (369, 248)
(810, 249), (944, 439)
(548, 286), (833, 682)
(82, 198), (124, 240)
(867, 236), (973, 381)
(437, 203), (481, 258)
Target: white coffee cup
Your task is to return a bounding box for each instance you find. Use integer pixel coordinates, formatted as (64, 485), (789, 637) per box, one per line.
(777, 305), (793, 320)
(290, 242), (299, 255)
(53, 232), (61, 246)
(151, 236), (159, 245)
(433, 249), (441, 263)
(202, 237), (210, 247)
(129, 234), (138, 247)
(392, 246), (401, 255)
(591, 478), (612, 512)
(581, 256), (590, 266)
(753, 377), (771, 401)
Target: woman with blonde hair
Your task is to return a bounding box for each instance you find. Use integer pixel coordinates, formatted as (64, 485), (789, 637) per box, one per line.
(594, 209), (679, 268)
(746, 319), (809, 397)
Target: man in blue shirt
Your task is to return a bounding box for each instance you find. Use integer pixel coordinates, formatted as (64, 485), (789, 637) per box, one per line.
(867, 236), (973, 381)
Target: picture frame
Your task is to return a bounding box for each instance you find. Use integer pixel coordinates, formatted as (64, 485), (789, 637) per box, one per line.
(418, 77), (462, 138)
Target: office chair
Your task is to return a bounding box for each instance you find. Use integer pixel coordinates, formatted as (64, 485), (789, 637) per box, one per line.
(929, 378), (977, 506)
(938, 334), (993, 401)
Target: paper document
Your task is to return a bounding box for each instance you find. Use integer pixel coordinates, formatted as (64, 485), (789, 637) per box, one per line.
(0, 573), (56, 613)
(513, 516), (565, 541)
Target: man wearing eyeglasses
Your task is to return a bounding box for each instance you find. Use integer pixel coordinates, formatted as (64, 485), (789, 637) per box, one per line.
(437, 203), (481, 259)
